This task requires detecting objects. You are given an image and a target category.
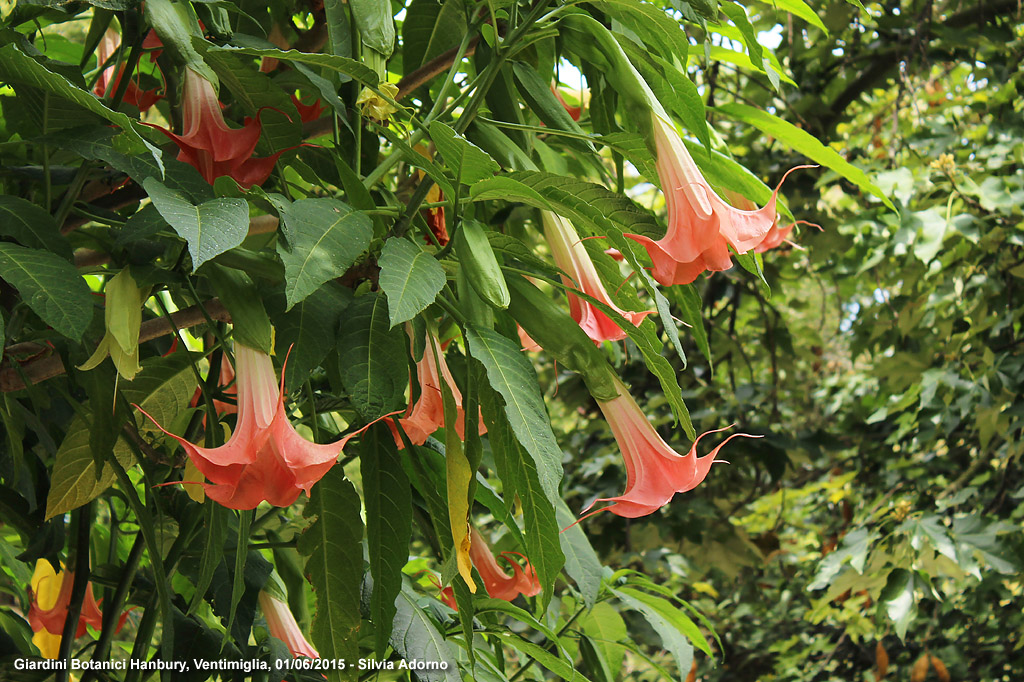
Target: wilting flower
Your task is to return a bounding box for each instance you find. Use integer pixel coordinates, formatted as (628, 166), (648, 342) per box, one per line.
(584, 376), (758, 519)
(94, 28), (162, 111)
(542, 211), (653, 343)
(28, 560), (104, 659)
(627, 112), (810, 286)
(258, 590), (318, 658)
(149, 68), (284, 188)
(356, 82), (400, 123)
(469, 527), (541, 602)
(388, 325), (484, 448)
(141, 343), (354, 509)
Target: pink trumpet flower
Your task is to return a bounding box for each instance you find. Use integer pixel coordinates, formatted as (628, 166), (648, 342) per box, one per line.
(149, 68), (284, 188)
(258, 591), (319, 658)
(627, 112), (812, 286)
(141, 343), (357, 509)
(94, 29), (162, 111)
(388, 325), (485, 448)
(583, 377), (759, 519)
(469, 527), (541, 602)
(542, 211), (653, 343)
(723, 190), (821, 254)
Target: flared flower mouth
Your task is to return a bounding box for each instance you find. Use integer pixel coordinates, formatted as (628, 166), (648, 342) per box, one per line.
(577, 377), (760, 519)
(542, 211), (654, 343)
(139, 343), (358, 509)
(627, 112), (814, 286)
(28, 560), (104, 659)
(468, 527), (541, 602)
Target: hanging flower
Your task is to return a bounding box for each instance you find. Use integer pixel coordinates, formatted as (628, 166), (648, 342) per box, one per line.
(94, 28), (163, 111)
(258, 590), (318, 658)
(626, 112), (810, 286)
(551, 85), (584, 121)
(148, 68), (284, 188)
(28, 560), (104, 659)
(722, 189), (819, 254)
(78, 267), (147, 381)
(469, 527), (541, 602)
(140, 343), (357, 509)
(584, 376), (759, 519)
(542, 211), (653, 343)
(388, 325), (484, 448)
(290, 94), (324, 124)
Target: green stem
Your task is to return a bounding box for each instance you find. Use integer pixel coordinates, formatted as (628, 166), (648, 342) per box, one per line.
(56, 505), (91, 682)
(508, 605), (587, 682)
(83, 534), (145, 682)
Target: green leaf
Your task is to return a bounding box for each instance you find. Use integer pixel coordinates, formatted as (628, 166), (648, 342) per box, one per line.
(271, 283), (352, 392)
(278, 198), (373, 309)
(205, 265), (274, 354)
(881, 568), (915, 640)
(428, 121), (501, 184)
(360, 424), (412, 658)
(611, 586), (694, 676)
(469, 176), (552, 209)
(594, 0), (689, 62)
(390, 584), (461, 681)
(337, 292), (409, 421)
(350, 0), (396, 57)
(402, 0), (466, 75)
(465, 327), (563, 504)
(719, 3), (768, 76)
(580, 603), (627, 673)
(0, 196), (71, 257)
(491, 631), (592, 682)
(750, 0), (827, 32)
(144, 178), (249, 270)
(378, 238), (447, 328)
(44, 416), (135, 521)
(669, 284), (712, 367)
(512, 61), (590, 145)
(0, 243), (92, 340)
(555, 500), (602, 608)
(714, 102), (897, 211)
(298, 469), (363, 682)
(0, 43), (160, 155)
(208, 45), (378, 86)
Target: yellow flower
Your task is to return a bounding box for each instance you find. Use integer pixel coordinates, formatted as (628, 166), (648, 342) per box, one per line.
(356, 82), (400, 123)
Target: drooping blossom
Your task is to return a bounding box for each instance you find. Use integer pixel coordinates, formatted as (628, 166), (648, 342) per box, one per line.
(551, 85), (583, 121)
(28, 560), (104, 659)
(584, 376), (759, 519)
(626, 112), (811, 286)
(148, 68), (284, 188)
(140, 343), (354, 509)
(542, 211), (653, 343)
(517, 325), (542, 352)
(94, 29), (162, 111)
(469, 527), (541, 602)
(723, 190), (820, 254)
(387, 325), (484, 448)
(427, 575), (458, 610)
(414, 145), (449, 246)
(258, 590), (318, 658)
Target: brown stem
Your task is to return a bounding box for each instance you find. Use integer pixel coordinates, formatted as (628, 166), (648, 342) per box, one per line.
(0, 300), (231, 392)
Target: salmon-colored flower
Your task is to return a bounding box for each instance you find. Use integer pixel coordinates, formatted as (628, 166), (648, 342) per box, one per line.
(388, 325), (484, 448)
(584, 377), (759, 518)
(94, 29), (162, 111)
(149, 68), (283, 188)
(141, 343), (355, 509)
(28, 560), (104, 659)
(469, 527), (541, 602)
(627, 112), (810, 286)
(551, 86), (583, 121)
(542, 211), (653, 343)
(258, 590), (318, 658)
(290, 94), (324, 124)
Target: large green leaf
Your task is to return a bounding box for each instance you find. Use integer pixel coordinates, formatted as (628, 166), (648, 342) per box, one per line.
(465, 327), (563, 503)
(210, 45), (378, 86)
(350, 0), (396, 57)
(0, 243), (92, 340)
(45, 355), (195, 519)
(298, 469), (363, 682)
(750, 0), (827, 32)
(278, 198), (373, 310)
(389, 584), (461, 682)
(378, 237), (447, 328)
(594, 0), (689, 63)
(714, 102), (897, 211)
(555, 500), (602, 607)
(270, 283), (352, 392)
(359, 424), (412, 658)
(429, 121), (501, 185)
(611, 586), (695, 676)
(336, 292), (409, 420)
(144, 178), (249, 270)
(402, 0), (466, 75)
(0, 196), (71, 257)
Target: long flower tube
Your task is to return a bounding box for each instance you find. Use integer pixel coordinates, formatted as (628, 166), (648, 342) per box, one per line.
(28, 560), (104, 659)
(627, 113), (814, 286)
(542, 211), (653, 343)
(140, 343), (357, 509)
(258, 590), (319, 658)
(582, 377), (760, 519)
(94, 28), (162, 111)
(148, 68), (284, 188)
(468, 527), (541, 602)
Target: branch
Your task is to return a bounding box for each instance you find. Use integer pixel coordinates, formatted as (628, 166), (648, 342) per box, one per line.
(0, 299), (231, 392)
